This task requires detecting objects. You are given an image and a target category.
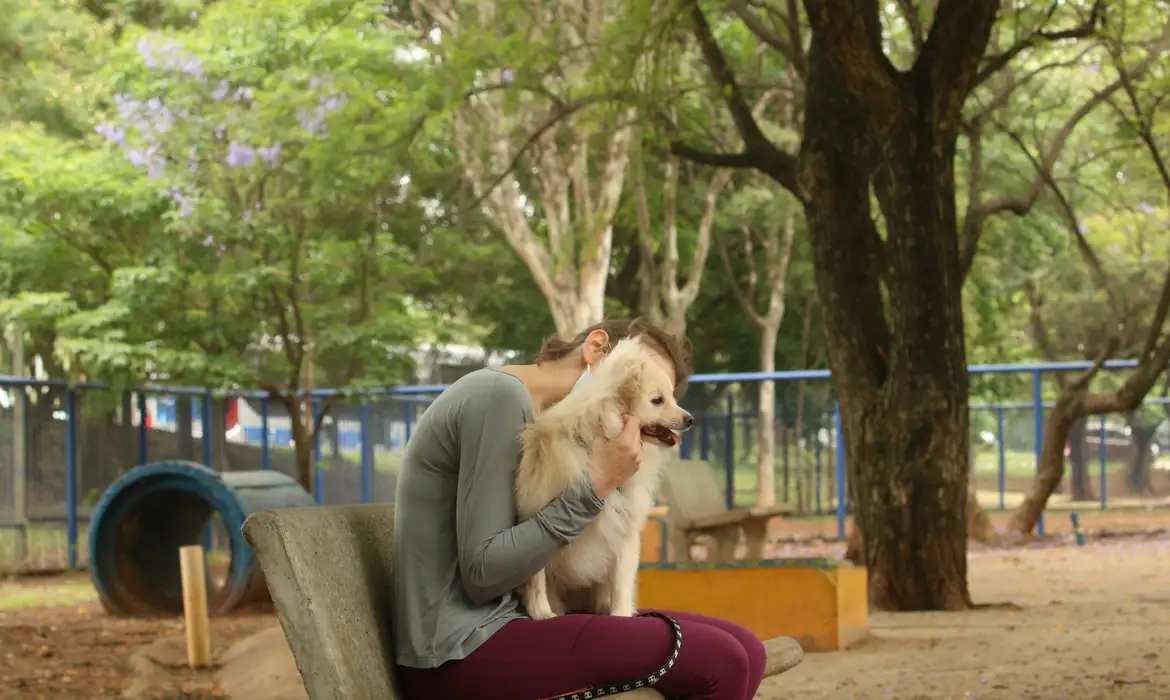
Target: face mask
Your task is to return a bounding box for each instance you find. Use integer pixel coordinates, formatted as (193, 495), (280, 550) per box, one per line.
(572, 365), (592, 392)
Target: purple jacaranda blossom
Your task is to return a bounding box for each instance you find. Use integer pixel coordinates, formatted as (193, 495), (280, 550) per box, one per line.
(151, 105), (174, 133)
(137, 36), (206, 81)
(125, 149), (147, 167)
(258, 143), (281, 168)
(502, 68), (514, 83)
(1086, 63), (1099, 74)
(215, 123), (226, 140)
(1137, 200), (1156, 214)
(211, 80), (230, 101)
(297, 107), (327, 136)
(146, 158), (166, 180)
(225, 142), (255, 167)
(114, 94), (140, 120)
(203, 234), (215, 246)
(94, 123), (126, 145)
(163, 186), (196, 219)
(321, 92), (347, 111)
(188, 146), (198, 172)
(1078, 222), (1089, 234)
(233, 86), (253, 103)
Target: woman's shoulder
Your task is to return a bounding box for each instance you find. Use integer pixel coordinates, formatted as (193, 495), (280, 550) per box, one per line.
(443, 368), (531, 411)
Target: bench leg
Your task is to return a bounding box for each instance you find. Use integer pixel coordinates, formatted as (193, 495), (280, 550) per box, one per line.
(708, 527), (740, 562)
(668, 523), (693, 562)
(742, 519), (768, 560)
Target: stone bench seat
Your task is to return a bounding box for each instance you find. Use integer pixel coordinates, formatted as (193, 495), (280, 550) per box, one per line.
(243, 503), (802, 699)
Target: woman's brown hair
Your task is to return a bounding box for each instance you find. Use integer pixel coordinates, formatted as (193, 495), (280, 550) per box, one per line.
(536, 318), (693, 398)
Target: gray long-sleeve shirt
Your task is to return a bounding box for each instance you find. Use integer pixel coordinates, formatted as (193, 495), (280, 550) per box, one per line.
(392, 368), (605, 668)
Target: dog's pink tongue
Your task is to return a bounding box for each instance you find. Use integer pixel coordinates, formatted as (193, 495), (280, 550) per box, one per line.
(668, 430), (681, 446)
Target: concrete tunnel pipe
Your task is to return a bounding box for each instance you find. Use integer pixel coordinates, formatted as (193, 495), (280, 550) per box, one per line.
(89, 460), (316, 616)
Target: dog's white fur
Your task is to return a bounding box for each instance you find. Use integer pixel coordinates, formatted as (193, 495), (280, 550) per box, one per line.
(514, 337), (690, 619)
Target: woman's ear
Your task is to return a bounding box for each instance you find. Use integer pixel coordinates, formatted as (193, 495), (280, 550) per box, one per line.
(581, 329), (611, 366)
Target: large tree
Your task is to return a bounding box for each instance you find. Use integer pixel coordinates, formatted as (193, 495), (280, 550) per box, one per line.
(659, 1), (1120, 609)
(1008, 16), (1170, 532)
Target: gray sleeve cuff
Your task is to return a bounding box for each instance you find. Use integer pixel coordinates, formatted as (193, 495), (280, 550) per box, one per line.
(535, 485), (606, 543)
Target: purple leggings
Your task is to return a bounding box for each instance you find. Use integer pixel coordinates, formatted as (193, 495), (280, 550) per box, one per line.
(396, 609), (766, 700)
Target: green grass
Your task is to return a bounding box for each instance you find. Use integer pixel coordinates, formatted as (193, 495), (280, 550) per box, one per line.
(0, 577), (97, 611)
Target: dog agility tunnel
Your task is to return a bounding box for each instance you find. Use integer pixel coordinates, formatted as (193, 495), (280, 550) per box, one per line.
(89, 460), (315, 616)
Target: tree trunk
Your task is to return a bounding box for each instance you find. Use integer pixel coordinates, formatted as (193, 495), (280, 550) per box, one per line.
(288, 402), (315, 493)
(755, 330), (779, 509)
(1067, 416), (1094, 501)
(1010, 394), (1080, 532)
(801, 39), (972, 611)
(1127, 423), (1157, 494)
(176, 397), (194, 461)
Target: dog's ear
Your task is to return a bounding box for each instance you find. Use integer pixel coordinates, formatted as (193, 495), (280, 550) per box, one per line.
(615, 358), (645, 413)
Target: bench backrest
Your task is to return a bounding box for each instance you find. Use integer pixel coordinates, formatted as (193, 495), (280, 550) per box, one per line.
(661, 460), (730, 522)
(243, 503), (666, 700)
(243, 503), (401, 700)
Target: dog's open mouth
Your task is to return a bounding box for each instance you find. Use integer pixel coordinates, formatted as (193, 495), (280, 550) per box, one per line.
(641, 424), (681, 447)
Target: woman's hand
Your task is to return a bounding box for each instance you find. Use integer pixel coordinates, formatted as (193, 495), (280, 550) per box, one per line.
(590, 415), (644, 498)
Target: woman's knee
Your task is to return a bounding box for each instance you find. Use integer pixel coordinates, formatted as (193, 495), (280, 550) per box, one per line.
(667, 623), (754, 699)
(659, 612), (766, 683)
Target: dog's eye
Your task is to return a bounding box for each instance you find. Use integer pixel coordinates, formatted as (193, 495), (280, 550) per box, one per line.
(650, 396), (665, 405)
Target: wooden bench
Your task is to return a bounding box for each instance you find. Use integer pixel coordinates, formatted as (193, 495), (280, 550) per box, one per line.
(242, 504), (669, 699)
(661, 460), (792, 561)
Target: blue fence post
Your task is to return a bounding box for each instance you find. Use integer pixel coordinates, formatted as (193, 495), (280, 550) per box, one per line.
(360, 402), (373, 504)
(1099, 415), (1108, 510)
(65, 388), (78, 569)
(136, 392), (148, 465)
(201, 392), (213, 468)
(312, 398), (323, 504)
(700, 413), (710, 461)
(679, 424), (694, 459)
(724, 393), (735, 509)
(834, 401), (847, 542)
(404, 401), (415, 444)
(1032, 370), (1045, 537)
(260, 398), (271, 471)
(201, 392), (215, 552)
(814, 436), (823, 516)
(996, 406), (1006, 510)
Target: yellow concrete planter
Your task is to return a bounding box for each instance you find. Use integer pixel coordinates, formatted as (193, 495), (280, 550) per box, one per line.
(637, 559), (867, 652)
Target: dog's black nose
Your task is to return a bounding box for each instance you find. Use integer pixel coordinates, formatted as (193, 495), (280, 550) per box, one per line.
(681, 412), (694, 430)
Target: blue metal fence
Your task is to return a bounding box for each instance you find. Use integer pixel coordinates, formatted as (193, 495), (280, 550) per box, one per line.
(2, 359), (1169, 572)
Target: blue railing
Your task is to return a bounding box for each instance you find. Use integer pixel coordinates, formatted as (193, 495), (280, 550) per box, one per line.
(1, 358), (1168, 571)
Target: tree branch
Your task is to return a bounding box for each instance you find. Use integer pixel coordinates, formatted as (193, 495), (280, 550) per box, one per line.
(730, 0), (807, 80)
(802, 0), (902, 128)
(999, 127), (1123, 319)
(974, 1), (1104, 88)
(681, 0), (800, 194)
(958, 38), (1170, 279)
(895, 0), (925, 54)
(915, 0), (999, 128)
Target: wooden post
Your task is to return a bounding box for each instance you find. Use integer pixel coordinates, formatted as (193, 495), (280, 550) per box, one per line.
(178, 545), (213, 669)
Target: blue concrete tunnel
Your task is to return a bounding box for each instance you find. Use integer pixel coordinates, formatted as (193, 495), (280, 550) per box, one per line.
(89, 460), (315, 616)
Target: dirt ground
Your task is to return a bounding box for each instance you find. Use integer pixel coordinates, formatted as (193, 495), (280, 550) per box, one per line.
(0, 577), (274, 699)
(2, 510), (1168, 699)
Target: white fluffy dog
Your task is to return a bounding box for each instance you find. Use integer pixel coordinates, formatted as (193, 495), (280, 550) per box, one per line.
(515, 336), (693, 619)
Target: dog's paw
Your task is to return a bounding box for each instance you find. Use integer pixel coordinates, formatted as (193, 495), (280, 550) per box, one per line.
(526, 602), (559, 621)
(608, 604), (637, 617)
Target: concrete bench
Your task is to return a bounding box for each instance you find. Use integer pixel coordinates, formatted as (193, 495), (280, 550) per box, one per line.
(662, 460), (792, 561)
(243, 503), (801, 699)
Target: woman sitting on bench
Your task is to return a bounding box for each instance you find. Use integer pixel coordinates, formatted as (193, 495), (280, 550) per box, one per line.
(392, 318), (767, 700)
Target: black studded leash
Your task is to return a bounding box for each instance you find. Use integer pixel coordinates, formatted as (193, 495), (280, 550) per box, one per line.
(539, 612), (683, 700)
